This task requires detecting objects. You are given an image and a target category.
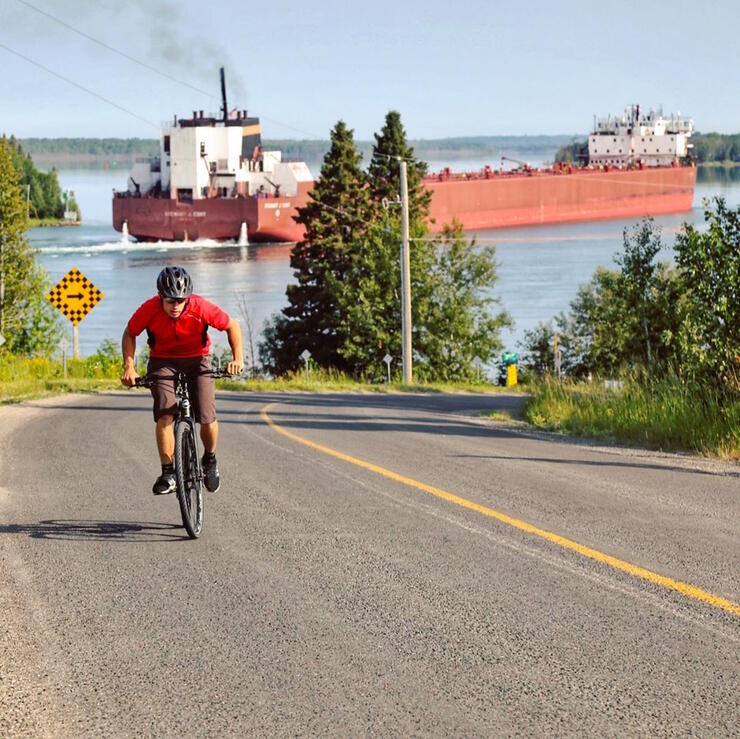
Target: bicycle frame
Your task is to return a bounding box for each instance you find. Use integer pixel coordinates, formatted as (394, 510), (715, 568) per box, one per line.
(135, 366), (231, 538)
(172, 371), (202, 480)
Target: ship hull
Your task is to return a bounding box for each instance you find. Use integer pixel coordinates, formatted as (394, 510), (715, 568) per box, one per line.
(424, 165), (697, 232)
(113, 165), (696, 242)
(112, 184), (312, 243)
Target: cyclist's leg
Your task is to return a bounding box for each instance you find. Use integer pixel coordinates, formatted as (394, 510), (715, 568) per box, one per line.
(190, 356), (220, 492)
(188, 356), (218, 451)
(155, 414), (176, 463)
(148, 358), (179, 460)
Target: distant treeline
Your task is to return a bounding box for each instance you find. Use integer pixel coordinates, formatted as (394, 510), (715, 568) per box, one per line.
(18, 135), (577, 168)
(554, 133), (740, 164)
(1, 135), (80, 220)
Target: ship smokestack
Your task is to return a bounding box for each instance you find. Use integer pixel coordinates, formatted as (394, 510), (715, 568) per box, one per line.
(220, 66), (228, 123)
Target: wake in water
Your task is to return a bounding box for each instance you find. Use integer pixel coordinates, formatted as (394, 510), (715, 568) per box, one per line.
(38, 237), (234, 256)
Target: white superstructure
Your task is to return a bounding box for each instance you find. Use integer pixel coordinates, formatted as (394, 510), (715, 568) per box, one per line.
(125, 109), (312, 202)
(588, 104), (693, 167)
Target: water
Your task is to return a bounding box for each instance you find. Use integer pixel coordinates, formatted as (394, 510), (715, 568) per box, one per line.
(30, 164), (740, 360)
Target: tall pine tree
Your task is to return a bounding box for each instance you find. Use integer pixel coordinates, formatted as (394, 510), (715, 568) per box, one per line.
(368, 111), (430, 227)
(333, 111), (437, 377)
(260, 121), (371, 373)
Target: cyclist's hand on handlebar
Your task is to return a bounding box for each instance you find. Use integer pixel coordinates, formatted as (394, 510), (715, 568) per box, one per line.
(226, 359), (244, 376)
(121, 366), (140, 387)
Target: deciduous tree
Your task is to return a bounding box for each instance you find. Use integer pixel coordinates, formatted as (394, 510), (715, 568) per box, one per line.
(675, 197), (740, 388)
(0, 138), (62, 354)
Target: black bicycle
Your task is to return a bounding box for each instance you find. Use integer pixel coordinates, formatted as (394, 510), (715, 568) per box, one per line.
(136, 368), (230, 539)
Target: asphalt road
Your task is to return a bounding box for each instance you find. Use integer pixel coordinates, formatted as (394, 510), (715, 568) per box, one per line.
(1, 390), (738, 736)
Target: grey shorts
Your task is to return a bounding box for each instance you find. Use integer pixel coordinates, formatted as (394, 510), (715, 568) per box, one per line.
(147, 356), (216, 424)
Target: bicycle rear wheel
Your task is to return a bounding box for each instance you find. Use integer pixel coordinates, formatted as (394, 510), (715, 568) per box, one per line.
(175, 421), (204, 538)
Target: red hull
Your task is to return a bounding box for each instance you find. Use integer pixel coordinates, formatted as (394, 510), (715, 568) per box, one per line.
(112, 183), (312, 243)
(113, 165), (696, 242)
(424, 165), (697, 232)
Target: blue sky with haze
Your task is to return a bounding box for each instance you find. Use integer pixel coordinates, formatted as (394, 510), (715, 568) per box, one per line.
(1, 0), (738, 139)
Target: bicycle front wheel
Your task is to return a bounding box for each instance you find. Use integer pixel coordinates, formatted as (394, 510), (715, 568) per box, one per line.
(175, 421), (204, 539)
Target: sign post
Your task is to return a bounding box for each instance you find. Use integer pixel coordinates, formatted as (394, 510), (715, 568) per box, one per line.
(383, 353), (392, 383)
(300, 349), (311, 384)
(46, 267), (104, 358)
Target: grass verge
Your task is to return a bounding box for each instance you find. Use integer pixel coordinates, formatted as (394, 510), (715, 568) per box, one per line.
(0, 355), (121, 402)
(521, 375), (740, 459)
(0, 357), (517, 404)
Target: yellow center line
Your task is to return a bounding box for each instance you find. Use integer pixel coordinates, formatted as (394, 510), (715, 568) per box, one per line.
(261, 403), (740, 617)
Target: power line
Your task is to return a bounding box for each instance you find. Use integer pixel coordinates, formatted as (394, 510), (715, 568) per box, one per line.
(14, 0), (215, 99)
(0, 42), (159, 129)
(14, 0), (332, 140)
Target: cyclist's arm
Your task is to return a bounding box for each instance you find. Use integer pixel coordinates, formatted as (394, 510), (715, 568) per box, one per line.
(121, 327), (140, 386)
(224, 317), (244, 375)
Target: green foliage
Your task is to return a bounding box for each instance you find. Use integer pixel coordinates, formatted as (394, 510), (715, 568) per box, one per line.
(0, 138), (63, 355)
(18, 137), (160, 159)
(330, 219), (406, 377)
(519, 321), (557, 374)
(414, 224), (512, 381)
(260, 121), (371, 374)
(555, 133), (740, 165)
(1, 135), (74, 220)
(524, 372), (740, 458)
(86, 337), (122, 374)
(260, 113), (512, 381)
(520, 220), (685, 379)
(0, 338), (127, 402)
(554, 139), (588, 164)
(368, 111), (430, 225)
(691, 133), (740, 164)
(18, 135), (575, 170)
(674, 197), (740, 388)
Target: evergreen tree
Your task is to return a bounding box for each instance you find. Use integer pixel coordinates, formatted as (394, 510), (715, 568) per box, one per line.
(0, 139), (62, 354)
(368, 111), (430, 227)
(259, 121), (371, 373)
(261, 111), (513, 382)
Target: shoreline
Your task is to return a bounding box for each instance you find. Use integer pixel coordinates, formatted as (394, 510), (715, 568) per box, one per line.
(27, 218), (80, 229)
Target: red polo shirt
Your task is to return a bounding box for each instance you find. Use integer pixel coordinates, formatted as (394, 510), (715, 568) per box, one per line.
(127, 294), (230, 358)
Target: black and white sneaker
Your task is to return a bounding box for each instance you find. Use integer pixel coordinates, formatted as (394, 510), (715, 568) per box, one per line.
(202, 453), (220, 493)
(152, 471), (176, 495)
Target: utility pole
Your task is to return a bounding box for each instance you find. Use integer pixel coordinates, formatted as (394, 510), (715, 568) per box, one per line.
(399, 158), (412, 384)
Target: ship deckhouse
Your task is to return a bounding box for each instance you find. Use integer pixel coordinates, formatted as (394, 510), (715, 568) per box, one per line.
(125, 70), (312, 203)
(589, 104), (693, 167)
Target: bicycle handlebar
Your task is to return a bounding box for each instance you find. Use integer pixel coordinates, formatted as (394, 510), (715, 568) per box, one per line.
(134, 368), (237, 388)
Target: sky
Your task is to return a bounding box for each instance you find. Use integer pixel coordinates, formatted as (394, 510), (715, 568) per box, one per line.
(1, 0), (738, 140)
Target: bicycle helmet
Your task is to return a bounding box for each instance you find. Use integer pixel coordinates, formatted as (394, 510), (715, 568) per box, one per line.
(156, 266), (193, 299)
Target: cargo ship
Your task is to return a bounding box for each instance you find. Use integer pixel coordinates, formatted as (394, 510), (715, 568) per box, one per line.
(112, 75), (696, 242)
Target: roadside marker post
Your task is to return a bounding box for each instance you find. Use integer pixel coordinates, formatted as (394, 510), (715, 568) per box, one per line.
(0, 333), (5, 348)
(46, 267), (104, 359)
(60, 339), (71, 378)
(383, 354), (392, 383)
(300, 349), (311, 384)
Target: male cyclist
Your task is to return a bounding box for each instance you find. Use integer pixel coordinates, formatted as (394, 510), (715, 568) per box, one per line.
(120, 266), (244, 495)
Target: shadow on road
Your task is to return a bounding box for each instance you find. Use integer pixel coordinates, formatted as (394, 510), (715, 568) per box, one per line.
(0, 519), (187, 542)
(452, 454), (740, 478)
